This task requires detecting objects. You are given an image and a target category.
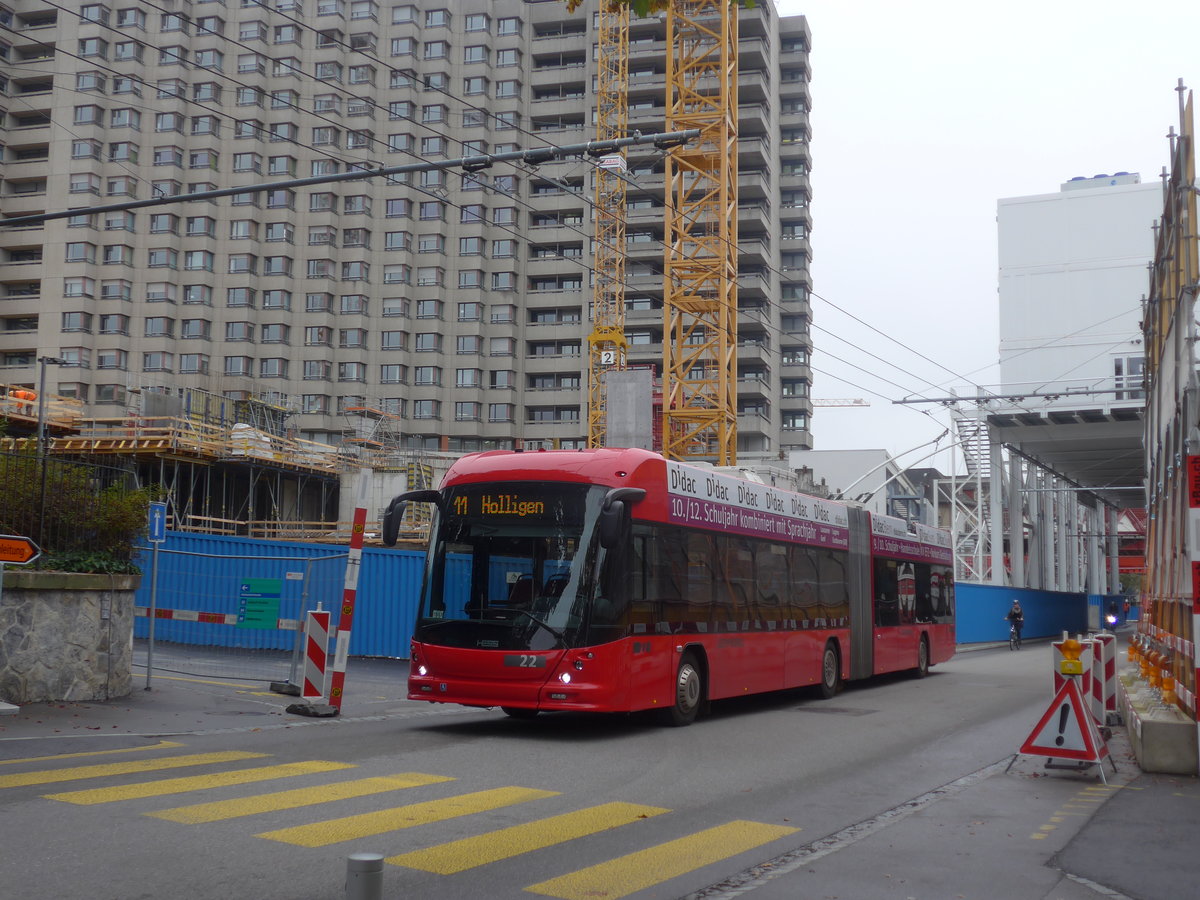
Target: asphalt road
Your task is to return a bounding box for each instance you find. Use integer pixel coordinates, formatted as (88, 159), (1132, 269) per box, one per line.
(0, 643), (1141, 900)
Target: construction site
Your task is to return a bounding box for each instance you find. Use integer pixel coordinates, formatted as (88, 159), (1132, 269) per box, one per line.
(0, 382), (440, 543)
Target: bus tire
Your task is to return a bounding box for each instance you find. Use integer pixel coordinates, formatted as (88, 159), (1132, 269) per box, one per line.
(819, 641), (841, 699)
(914, 636), (930, 679)
(501, 706), (538, 719)
(666, 652), (703, 727)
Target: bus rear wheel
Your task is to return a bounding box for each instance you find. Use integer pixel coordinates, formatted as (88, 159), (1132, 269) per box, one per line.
(666, 653), (703, 726)
(819, 642), (841, 699)
(913, 636), (930, 678)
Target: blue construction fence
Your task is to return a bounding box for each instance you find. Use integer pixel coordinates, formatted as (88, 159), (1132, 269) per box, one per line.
(954, 583), (1124, 643)
(134, 533), (1124, 655)
(134, 531), (425, 659)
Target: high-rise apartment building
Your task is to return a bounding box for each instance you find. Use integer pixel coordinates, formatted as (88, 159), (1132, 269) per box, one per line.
(0, 0), (812, 460)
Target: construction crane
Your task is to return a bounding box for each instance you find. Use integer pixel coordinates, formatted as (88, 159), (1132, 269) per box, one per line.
(578, 0), (740, 465)
(586, 1), (630, 448)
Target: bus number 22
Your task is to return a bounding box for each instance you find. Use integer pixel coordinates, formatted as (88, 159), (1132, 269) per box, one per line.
(504, 654), (546, 668)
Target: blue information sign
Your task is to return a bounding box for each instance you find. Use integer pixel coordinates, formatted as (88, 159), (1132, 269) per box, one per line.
(148, 501), (167, 544)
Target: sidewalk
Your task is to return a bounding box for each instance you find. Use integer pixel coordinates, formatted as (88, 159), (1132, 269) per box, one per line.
(713, 720), (1198, 900)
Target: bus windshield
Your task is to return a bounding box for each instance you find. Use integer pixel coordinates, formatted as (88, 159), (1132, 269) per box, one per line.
(414, 482), (613, 652)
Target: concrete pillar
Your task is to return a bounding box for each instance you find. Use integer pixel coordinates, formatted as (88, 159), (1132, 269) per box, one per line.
(1086, 502), (1103, 595)
(1008, 453), (1025, 589)
(1050, 479), (1064, 591)
(1026, 466), (1042, 590)
(1107, 506), (1121, 595)
(990, 441), (1006, 585)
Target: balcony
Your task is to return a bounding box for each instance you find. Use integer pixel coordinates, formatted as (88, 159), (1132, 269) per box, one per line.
(738, 102), (768, 137)
(737, 271), (770, 300)
(738, 37), (769, 73)
(737, 237), (770, 267)
(737, 136), (772, 168)
(737, 169), (770, 200)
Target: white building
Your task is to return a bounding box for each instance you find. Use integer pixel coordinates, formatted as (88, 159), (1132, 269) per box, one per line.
(997, 173), (1160, 409)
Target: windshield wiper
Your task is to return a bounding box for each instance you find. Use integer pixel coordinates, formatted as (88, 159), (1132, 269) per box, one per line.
(512, 609), (565, 645)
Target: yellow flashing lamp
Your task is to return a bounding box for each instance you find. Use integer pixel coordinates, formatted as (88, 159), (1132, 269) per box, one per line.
(1060, 635), (1084, 676)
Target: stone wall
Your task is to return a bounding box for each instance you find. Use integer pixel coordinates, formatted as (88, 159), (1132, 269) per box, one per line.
(0, 571), (139, 704)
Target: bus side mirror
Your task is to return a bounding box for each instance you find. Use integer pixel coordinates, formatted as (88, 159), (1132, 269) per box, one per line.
(381, 489), (442, 547)
(599, 487), (645, 549)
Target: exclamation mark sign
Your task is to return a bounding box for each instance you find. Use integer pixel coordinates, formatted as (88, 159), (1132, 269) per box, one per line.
(1055, 703), (1070, 746)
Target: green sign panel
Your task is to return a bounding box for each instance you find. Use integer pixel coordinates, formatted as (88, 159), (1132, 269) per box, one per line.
(238, 578), (281, 628)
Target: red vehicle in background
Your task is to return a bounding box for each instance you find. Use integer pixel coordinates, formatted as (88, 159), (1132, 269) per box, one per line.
(384, 448), (955, 725)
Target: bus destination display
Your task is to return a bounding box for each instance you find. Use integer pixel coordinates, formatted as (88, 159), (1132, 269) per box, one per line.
(448, 485), (582, 524)
(666, 461), (849, 549)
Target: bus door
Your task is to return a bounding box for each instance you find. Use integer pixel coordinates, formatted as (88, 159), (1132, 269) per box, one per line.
(847, 506), (874, 680)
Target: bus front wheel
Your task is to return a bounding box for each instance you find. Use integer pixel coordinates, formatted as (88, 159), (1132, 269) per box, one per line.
(666, 653), (703, 726)
(819, 642), (841, 699)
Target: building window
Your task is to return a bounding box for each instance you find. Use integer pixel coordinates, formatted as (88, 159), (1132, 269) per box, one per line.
(224, 356), (252, 377)
(338, 362), (367, 382)
(304, 360), (332, 381)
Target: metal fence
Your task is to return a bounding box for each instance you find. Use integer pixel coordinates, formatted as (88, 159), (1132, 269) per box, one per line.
(0, 444), (141, 561)
(132, 531), (425, 688)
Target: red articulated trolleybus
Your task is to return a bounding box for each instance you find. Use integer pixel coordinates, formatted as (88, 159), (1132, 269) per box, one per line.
(382, 447), (955, 725)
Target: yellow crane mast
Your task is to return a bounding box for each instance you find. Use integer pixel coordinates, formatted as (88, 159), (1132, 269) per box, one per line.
(586, 1), (631, 448)
(662, 0), (739, 464)
(576, 0), (739, 462)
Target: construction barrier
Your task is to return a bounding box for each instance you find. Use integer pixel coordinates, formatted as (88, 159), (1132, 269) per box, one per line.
(1053, 636), (1095, 723)
(302, 608), (332, 701)
(1091, 632), (1118, 722)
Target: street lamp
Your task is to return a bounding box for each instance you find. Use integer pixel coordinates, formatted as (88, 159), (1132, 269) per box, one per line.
(35, 355), (68, 456)
(36, 355), (68, 557)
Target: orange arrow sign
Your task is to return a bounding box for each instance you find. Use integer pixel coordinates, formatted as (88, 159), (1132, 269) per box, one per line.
(0, 534), (41, 565)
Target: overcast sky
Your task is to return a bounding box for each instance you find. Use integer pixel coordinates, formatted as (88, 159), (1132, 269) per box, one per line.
(773, 0), (1200, 473)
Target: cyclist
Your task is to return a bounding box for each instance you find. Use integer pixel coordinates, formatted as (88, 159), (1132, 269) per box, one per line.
(1005, 600), (1025, 647)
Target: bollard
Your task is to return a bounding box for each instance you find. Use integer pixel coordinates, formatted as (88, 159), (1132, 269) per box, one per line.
(346, 853), (383, 900)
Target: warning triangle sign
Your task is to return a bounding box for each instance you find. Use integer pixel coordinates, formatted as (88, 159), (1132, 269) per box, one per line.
(1019, 678), (1109, 763)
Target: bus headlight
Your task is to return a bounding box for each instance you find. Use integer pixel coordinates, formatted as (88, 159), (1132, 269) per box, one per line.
(417, 665), (428, 676)
(558, 672), (572, 684)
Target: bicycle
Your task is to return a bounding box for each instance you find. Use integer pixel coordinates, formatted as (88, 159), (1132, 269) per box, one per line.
(1008, 622), (1022, 650)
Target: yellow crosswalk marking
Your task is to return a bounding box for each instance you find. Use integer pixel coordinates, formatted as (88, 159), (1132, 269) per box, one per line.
(149, 773), (454, 824)
(0, 751), (267, 789)
(388, 801), (670, 874)
(0, 741), (184, 766)
(526, 820), (799, 900)
(45, 760), (355, 805)
(258, 786), (559, 848)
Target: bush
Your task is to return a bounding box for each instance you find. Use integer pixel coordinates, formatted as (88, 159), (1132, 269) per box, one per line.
(0, 445), (154, 574)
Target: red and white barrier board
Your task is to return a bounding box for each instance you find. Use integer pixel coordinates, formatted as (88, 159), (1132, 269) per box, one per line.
(302, 609), (331, 701)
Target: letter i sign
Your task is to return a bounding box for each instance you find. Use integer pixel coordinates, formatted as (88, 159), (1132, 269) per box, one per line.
(1019, 679), (1108, 763)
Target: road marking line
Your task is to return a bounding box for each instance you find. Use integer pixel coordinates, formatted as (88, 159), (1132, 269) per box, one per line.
(0, 740), (184, 766)
(388, 802), (670, 874)
(148, 773), (454, 823)
(258, 786), (559, 848)
(1030, 833), (1049, 840)
(140, 674), (262, 689)
(0, 751), (268, 789)
(525, 821), (798, 900)
(45, 760), (355, 805)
